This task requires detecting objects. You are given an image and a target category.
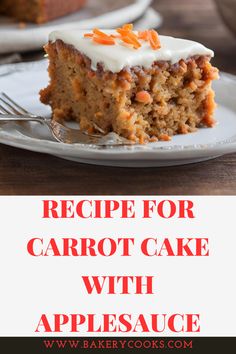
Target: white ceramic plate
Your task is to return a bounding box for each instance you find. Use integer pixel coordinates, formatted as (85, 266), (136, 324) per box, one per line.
(0, 0), (161, 54)
(0, 60), (236, 167)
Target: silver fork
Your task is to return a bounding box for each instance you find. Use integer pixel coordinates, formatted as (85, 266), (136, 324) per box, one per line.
(0, 92), (134, 146)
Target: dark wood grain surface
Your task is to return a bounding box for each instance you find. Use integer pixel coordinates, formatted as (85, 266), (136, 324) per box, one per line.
(0, 0), (236, 195)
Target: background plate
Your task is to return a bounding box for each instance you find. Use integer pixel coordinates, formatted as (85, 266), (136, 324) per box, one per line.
(0, 60), (236, 167)
(0, 0), (161, 54)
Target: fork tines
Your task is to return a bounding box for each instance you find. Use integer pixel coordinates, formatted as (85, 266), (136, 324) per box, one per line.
(0, 92), (30, 116)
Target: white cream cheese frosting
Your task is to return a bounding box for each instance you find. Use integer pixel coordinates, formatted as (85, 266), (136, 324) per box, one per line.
(49, 30), (214, 73)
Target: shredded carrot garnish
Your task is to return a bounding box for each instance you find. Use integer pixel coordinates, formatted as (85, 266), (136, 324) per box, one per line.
(138, 30), (161, 50)
(121, 36), (139, 49)
(116, 26), (141, 49)
(117, 31), (141, 49)
(93, 28), (116, 45)
(122, 23), (133, 31)
(111, 34), (121, 39)
(83, 24), (161, 50)
(148, 29), (161, 50)
(138, 30), (149, 41)
(116, 28), (130, 36)
(84, 29), (115, 45)
(93, 28), (111, 39)
(93, 36), (115, 45)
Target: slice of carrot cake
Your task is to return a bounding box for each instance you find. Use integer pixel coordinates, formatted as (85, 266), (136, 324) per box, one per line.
(40, 24), (219, 143)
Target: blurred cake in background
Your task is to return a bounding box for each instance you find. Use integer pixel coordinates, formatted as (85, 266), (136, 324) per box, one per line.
(0, 0), (86, 24)
(215, 0), (236, 36)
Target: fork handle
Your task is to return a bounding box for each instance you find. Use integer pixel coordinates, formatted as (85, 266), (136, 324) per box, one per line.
(0, 114), (46, 124)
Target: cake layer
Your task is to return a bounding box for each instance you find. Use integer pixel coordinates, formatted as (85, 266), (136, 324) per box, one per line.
(0, 0), (86, 24)
(49, 30), (214, 73)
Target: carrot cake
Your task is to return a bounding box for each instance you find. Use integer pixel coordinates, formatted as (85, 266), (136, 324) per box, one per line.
(40, 25), (219, 143)
(0, 0), (86, 24)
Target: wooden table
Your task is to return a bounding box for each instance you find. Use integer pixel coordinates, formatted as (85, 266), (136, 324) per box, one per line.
(0, 0), (236, 195)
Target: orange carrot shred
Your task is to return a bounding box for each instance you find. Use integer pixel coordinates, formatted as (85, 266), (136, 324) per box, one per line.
(116, 28), (130, 36)
(93, 36), (115, 45)
(148, 29), (161, 50)
(93, 28), (113, 39)
(117, 27), (141, 49)
(121, 36), (136, 48)
(122, 23), (133, 31)
(83, 24), (162, 50)
(138, 30), (149, 41)
(127, 32), (141, 48)
(111, 34), (121, 38)
(120, 36), (141, 49)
